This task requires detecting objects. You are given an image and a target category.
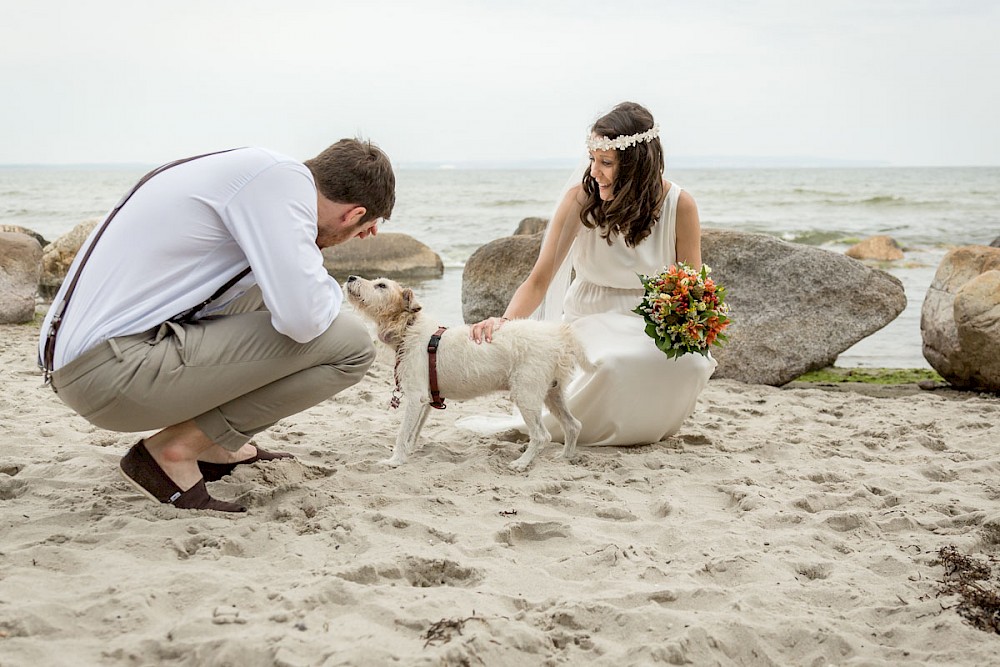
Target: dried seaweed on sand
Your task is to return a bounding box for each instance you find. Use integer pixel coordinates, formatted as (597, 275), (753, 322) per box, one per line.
(936, 545), (1000, 634)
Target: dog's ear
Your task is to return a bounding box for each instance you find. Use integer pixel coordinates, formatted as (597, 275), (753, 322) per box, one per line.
(402, 288), (422, 313)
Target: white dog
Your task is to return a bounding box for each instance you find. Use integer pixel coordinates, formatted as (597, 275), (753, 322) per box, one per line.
(344, 275), (592, 471)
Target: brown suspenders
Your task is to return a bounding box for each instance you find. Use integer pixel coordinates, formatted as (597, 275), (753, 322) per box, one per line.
(41, 149), (246, 386)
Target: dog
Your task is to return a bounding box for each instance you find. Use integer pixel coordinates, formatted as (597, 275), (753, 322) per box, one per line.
(344, 275), (592, 471)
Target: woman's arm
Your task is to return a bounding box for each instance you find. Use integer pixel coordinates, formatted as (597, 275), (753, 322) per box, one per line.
(470, 185), (584, 343)
(674, 190), (703, 269)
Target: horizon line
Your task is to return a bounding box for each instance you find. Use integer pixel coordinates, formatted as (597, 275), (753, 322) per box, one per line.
(1, 156), (998, 169)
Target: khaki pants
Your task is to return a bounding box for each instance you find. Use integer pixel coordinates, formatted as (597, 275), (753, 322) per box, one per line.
(50, 287), (374, 451)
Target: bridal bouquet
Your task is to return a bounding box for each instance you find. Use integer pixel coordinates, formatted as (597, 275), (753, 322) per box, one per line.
(633, 263), (731, 359)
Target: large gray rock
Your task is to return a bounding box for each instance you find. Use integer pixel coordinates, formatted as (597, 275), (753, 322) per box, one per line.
(40, 218), (100, 300)
(461, 229), (907, 385)
(955, 271), (1000, 390)
(462, 234), (542, 323)
(0, 224), (48, 249)
(990, 236), (1000, 248)
(513, 217), (548, 236)
(0, 232), (43, 324)
(322, 232), (443, 281)
(702, 230), (906, 385)
(921, 245), (1000, 391)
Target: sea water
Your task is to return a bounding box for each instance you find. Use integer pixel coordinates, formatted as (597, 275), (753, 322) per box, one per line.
(3, 165), (998, 369)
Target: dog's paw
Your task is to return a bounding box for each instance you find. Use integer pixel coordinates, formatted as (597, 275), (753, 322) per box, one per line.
(380, 456), (406, 467)
(555, 447), (578, 462)
(508, 458), (532, 472)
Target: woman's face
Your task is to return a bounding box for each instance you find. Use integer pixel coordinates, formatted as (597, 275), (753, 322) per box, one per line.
(588, 147), (619, 201)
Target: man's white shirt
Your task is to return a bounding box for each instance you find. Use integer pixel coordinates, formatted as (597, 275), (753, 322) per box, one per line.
(39, 147), (343, 370)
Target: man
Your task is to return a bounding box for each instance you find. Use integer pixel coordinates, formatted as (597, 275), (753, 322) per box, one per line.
(38, 139), (394, 512)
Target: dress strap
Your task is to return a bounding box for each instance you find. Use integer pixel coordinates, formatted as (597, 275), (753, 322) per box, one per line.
(662, 180), (680, 267)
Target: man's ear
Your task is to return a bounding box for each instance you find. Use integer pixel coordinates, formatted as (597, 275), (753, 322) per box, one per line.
(345, 206), (367, 226)
(401, 288), (422, 314)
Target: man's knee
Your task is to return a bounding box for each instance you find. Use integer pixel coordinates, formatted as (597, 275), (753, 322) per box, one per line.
(349, 336), (377, 378)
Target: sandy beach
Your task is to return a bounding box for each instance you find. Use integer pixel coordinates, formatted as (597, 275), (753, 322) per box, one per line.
(2, 318), (999, 666)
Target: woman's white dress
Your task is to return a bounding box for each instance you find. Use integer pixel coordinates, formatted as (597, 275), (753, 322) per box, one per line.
(460, 182), (717, 446)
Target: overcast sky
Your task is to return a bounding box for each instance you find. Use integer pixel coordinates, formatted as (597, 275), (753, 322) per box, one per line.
(1, 0), (997, 167)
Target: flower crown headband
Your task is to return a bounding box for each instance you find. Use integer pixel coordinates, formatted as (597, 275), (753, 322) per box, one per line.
(586, 123), (660, 151)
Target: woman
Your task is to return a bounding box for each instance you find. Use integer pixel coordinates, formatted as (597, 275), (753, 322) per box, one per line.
(464, 101), (716, 446)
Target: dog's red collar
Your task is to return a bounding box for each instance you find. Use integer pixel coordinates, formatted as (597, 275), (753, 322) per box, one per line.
(427, 327), (448, 409)
(389, 326), (448, 410)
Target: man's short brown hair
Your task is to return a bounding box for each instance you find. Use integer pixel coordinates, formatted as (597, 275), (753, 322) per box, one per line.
(305, 138), (395, 223)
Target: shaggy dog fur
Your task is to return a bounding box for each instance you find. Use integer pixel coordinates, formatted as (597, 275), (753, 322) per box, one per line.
(344, 276), (592, 471)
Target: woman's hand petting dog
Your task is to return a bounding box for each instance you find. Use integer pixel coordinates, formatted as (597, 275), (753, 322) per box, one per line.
(469, 316), (509, 344)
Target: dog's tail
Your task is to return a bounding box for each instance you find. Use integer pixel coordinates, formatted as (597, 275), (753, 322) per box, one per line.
(558, 324), (597, 376)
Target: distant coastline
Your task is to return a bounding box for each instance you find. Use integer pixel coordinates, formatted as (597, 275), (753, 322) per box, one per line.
(392, 157), (954, 170)
(8, 157), (1000, 170)
(0, 162), (155, 171)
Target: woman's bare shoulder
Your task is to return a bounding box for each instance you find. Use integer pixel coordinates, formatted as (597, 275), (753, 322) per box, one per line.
(564, 183), (586, 207)
(676, 188), (698, 214)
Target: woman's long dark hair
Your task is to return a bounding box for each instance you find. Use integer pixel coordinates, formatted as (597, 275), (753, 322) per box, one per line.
(581, 102), (665, 247)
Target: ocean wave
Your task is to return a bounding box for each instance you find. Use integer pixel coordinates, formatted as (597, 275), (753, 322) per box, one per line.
(860, 195), (905, 205)
(792, 187), (848, 197)
(739, 188), (954, 209)
(796, 195), (948, 209)
(778, 230), (849, 246)
(738, 195), (934, 209)
(483, 199), (548, 207)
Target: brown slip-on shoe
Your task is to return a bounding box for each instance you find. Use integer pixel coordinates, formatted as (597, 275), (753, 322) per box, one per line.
(197, 447), (295, 482)
(119, 440), (246, 513)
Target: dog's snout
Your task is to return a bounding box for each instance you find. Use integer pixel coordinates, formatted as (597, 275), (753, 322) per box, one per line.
(347, 275), (358, 283)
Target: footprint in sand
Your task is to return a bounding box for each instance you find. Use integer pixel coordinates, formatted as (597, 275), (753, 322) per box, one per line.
(337, 556), (482, 588)
(0, 463), (22, 476)
(594, 506), (638, 521)
(793, 561), (834, 580)
(0, 476), (27, 500)
(495, 521), (572, 546)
